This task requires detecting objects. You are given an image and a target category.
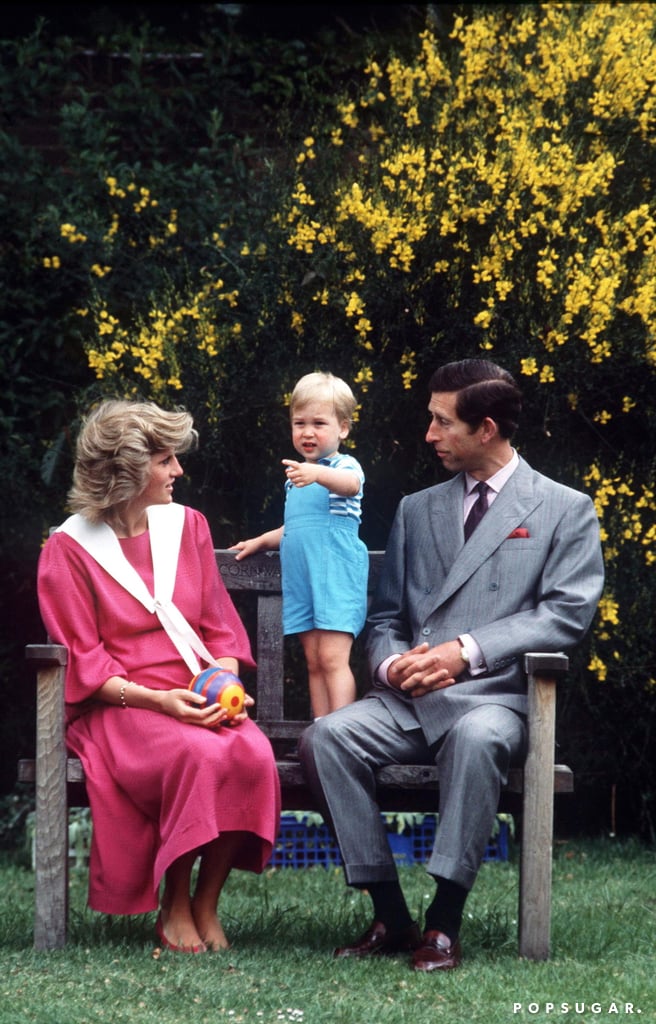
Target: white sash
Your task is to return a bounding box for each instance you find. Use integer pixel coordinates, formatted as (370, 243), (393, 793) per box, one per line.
(57, 504), (218, 676)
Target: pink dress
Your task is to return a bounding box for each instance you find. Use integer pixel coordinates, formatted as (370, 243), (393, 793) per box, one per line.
(37, 506), (281, 915)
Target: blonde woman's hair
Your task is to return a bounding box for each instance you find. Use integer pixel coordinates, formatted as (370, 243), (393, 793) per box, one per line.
(68, 399), (197, 524)
(289, 372), (357, 426)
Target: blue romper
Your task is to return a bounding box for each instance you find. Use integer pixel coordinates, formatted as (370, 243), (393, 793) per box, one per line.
(280, 452), (368, 637)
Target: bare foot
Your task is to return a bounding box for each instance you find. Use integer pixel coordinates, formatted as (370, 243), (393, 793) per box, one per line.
(156, 909), (206, 954)
(192, 905), (231, 951)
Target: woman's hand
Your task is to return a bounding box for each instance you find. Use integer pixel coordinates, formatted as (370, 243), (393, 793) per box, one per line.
(226, 691), (254, 726)
(158, 687), (253, 728)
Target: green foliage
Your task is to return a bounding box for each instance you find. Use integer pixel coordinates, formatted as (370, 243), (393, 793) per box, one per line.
(1, 6), (418, 794)
(74, 3), (656, 836)
(23, 806), (91, 871)
(2, 5), (655, 838)
(0, 786), (33, 856)
(0, 7), (387, 550)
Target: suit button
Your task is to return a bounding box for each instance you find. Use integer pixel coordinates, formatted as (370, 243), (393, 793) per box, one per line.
(489, 582), (499, 591)
(421, 627), (431, 636)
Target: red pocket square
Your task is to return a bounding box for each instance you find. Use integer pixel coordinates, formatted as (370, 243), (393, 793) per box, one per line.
(507, 528), (530, 539)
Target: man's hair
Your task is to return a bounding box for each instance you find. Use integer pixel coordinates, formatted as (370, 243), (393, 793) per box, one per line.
(429, 359), (522, 439)
(68, 399), (197, 523)
(290, 371), (357, 426)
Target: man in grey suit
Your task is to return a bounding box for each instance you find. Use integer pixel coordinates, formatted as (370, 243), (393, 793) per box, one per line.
(299, 358), (604, 971)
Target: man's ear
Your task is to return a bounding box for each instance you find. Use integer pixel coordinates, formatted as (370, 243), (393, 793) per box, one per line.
(479, 416), (499, 443)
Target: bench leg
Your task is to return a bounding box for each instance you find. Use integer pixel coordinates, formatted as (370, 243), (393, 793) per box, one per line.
(519, 668), (558, 960)
(34, 664), (69, 949)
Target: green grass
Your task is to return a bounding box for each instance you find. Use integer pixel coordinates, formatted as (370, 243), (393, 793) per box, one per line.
(1, 838), (654, 1024)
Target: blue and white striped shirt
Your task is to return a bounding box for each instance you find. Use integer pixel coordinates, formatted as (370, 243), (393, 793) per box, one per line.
(285, 451), (365, 522)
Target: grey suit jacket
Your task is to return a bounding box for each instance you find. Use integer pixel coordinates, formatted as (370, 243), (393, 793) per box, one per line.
(365, 457), (605, 744)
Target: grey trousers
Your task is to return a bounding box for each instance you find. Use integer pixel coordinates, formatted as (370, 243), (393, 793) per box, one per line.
(298, 695), (527, 890)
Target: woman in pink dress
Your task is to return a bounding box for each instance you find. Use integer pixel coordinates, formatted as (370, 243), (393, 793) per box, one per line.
(37, 399), (281, 953)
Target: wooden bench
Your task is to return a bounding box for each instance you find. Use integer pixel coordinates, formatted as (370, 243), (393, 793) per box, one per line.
(18, 549), (572, 959)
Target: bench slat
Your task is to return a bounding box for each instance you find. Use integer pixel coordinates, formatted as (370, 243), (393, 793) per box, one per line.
(17, 756), (573, 795)
(255, 595), (286, 721)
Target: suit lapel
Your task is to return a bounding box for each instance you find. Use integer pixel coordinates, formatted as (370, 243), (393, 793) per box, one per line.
(431, 459), (544, 609)
(427, 476), (463, 578)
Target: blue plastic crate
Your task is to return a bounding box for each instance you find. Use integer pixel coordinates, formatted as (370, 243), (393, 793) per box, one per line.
(486, 820), (510, 862)
(268, 816), (342, 868)
(267, 814), (509, 869)
(386, 816), (508, 866)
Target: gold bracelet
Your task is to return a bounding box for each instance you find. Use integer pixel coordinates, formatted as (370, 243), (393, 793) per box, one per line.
(118, 681), (134, 709)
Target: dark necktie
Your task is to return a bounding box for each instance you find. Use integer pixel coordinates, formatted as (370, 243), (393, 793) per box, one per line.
(464, 481), (490, 541)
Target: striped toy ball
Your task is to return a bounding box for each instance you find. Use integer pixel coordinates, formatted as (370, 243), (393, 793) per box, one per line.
(188, 667), (245, 719)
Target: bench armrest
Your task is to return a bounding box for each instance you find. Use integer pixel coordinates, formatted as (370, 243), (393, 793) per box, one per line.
(25, 643), (68, 668)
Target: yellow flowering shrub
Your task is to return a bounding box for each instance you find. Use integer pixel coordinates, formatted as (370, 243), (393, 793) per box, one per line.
(80, 8), (655, 651)
(277, 3), (656, 711)
(10, 2), (655, 834)
(285, 4), (655, 385)
(66, 4), (655, 831)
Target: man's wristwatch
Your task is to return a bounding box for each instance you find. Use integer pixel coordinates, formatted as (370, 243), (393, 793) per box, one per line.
(457, 638), (470, 664)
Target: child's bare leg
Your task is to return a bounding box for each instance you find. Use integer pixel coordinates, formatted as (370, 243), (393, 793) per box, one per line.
(301, 629), (330, 717)
(300, 629), (356, 715)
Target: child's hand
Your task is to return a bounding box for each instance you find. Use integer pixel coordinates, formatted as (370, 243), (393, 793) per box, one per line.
(230, 537), (262, 560)
(230, 526), (284, 559)
(282, 459), (318, 487)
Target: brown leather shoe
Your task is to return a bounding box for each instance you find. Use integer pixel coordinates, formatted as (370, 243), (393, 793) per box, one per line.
(334, 920), (422, 958)
(412, 930), (462, 971)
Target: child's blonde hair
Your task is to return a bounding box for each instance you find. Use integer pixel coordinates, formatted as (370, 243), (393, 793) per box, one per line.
(290, 372), (357, 426)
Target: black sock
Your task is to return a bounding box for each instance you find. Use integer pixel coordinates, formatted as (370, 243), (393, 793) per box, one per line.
(355, 880), (414, 932)
(424, 876), (468, 943)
